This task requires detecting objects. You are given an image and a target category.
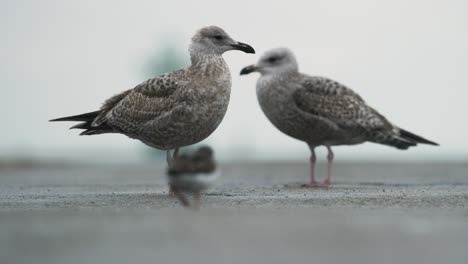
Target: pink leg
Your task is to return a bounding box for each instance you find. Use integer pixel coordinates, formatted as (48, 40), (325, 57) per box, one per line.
(167, 148), (181, 195)
(166, 150), (174, 195)
(319, 146), (334, 187)
(166, 148), (180, 168)
(309, 146), (317, 184)
(296, 145), (333, 188)
(299, 146), (321, 188)
(173, 148), (179, 160)
(166, 150), (174, 167)
(288, 145), (324, 188)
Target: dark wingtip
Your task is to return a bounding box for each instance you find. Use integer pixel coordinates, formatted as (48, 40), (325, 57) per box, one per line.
(49, 117), (66, 122)
(79, 130), (95, 136)
(49, 110), (102, 123)
(400, 128), (439, 146)
(69, 122), (91, 130)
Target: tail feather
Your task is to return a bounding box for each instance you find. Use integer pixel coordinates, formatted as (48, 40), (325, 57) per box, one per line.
(49, 110), (102, 122)
(50, 110), (114, 136)
(70, 121), (92, 130)
(78, 123), (114, 135)
(80, 129), (107, 136)
(399, 128), (439, 146)
(383, 136), (418, 150)
(375, 127), (438, 150)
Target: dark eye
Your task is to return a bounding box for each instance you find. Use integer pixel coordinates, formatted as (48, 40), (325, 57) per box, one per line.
(267, 56), (279, 63)
(213, 34), (223, 40)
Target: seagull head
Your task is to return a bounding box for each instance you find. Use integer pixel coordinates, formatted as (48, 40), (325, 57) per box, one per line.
(240, 47), (298, 76)
(190, 26), (255, 56)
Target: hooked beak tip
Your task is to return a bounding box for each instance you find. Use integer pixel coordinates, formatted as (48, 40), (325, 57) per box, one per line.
(232, 42), (255, 54)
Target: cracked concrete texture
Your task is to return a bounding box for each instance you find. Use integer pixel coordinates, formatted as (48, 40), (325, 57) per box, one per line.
(1, 161), (467, 264)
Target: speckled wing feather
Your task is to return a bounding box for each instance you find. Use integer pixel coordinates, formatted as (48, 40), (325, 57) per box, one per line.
(93, 69), (190, 135)
(292, 75), (438, 149)
(294, 76), (391, 129)
(293, 76), (397, 143)
(101, 89), (133, 110)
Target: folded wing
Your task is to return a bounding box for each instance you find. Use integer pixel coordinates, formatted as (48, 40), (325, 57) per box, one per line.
(50, 70), (189, 136)
(293, 76), (437, 149)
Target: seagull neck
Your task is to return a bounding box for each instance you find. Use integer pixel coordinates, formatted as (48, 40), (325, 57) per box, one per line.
(189, 53), (227, 75)
(265, 70), (298, 83)
(190, 53), (223, 64)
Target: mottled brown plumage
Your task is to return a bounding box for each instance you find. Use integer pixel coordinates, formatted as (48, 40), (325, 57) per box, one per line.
(50, 26), (255, 164)
(241, 47), (438, 187)
(292, 76), (396, 147)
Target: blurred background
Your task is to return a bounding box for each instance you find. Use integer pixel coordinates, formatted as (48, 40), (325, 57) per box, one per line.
(2, 3), (468, 264)
(1, 0), (467, 164)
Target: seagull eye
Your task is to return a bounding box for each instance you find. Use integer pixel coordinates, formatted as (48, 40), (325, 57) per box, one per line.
(213, 35), (223, 40)
(267, 57), (279, 63)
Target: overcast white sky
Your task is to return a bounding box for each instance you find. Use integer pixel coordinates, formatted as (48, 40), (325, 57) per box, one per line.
(1, 0), (466, 162)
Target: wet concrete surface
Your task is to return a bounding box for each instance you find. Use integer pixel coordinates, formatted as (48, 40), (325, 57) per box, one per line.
(1, 161), (467, 264)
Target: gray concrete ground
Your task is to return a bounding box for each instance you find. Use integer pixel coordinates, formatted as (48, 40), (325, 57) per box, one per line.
(1, 161), (467, 264)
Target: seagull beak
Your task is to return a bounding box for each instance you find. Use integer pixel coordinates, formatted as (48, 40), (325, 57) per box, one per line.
(231, 42), (255, 54)
(240, 64), (258, 75)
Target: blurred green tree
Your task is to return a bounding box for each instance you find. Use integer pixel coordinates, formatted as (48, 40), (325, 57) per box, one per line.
(142, 39), (188, 79)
